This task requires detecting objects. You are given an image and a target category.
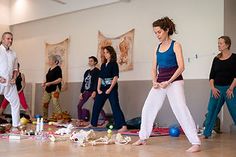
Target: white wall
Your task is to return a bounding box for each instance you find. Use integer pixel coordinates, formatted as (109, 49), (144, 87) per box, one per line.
(224, 0), (236, 53)
(10, 0), (224, 84)
(0, 0), (10, 25)
(0, 0), (10, 39)
(0, 25), (10, 36)
(10, 0), (121, 25)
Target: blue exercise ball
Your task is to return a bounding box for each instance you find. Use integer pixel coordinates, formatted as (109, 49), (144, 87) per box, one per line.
(169, 126), (180, 137)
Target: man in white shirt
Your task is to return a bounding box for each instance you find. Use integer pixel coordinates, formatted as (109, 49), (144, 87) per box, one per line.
(0, 32), (20, 129)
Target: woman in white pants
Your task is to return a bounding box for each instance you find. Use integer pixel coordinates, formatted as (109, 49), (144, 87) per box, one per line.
(132, 17), (201, 153)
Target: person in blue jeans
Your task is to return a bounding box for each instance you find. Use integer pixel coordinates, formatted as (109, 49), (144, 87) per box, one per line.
(203, 36), (236, 138)
(85, 46), (127, 132)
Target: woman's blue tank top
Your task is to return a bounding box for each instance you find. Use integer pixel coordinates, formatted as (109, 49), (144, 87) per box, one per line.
(156, 40), (183, 83)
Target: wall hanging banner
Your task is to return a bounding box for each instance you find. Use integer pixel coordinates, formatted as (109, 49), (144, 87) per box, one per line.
(45, 38), (69, 91)
(97, 29), (134, 72)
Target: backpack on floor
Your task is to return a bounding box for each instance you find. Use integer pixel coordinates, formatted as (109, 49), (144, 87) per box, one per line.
(126, 117), (141, 129)
(81, 108), (90, 122)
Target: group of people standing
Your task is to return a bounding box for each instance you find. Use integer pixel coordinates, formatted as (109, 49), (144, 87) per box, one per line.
(0, 16), (235, 153)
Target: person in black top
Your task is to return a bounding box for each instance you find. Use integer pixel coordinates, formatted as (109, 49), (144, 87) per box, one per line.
(0, 63), (32, 119)
(203, 36), (236, 138)
(42, 55), (63, 120)
(85, 46), (127, 132)
(77, 56), (107, 122)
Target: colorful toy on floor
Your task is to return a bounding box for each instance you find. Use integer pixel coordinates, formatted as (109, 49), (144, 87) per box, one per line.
(20, 117), (29, 125)
(109, 125), (113, 129)
(49, 111), (72, 123)
(107, 125), (113, 138)
(169, 125), (181, 137)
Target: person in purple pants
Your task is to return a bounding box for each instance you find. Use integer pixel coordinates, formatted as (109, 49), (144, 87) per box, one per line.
(77, 56), (107, 123)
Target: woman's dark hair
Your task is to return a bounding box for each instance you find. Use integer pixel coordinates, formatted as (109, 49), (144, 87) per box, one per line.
(89, 56), (98, 65)
(152, 17), (176, 35)
(103, 46), (117, 63)
(217, 36), (231, 58)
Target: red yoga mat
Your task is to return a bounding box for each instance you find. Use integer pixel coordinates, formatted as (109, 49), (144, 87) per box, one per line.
(120, 127), (170, 137)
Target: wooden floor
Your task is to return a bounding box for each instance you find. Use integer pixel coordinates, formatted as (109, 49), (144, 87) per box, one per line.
(0, 131), (236, 157)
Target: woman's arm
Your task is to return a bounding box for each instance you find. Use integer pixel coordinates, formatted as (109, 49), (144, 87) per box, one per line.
(226, 78), (236, 99)
(169, 42), (185, 83)
(10, 70), (18, 84)
(18, 73), (26, 93)
(105, 76), (118, 94)
(230, 78), (236, 90)
(45, 78), (62, 87)
(91, 70), (100, 98)
(152, 48), (158, 83)
(10, 58), (18, 84)
(108, 76), (118, 90)
(80, 72), (86, 93)
(45, 67), (62, 87)
(152, 46), (160, 89)
(209, 58), (221, 98)
(97, 78), (102, 94)
(209, 79), (215, 90)
(105, 62), (119, 94)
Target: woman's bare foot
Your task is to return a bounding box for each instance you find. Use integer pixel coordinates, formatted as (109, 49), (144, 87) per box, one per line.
(84, 124), (93, 128)
(99, 120), (109, 128)
(132, 139), (146, 146)
(201, 136), (209, 139)
(186, 144), (201, 153)
(118, 126), (128, 132)
(10, 126), (20, 134)
(199, 134), (209, 139)
(74, 120), (88, 127)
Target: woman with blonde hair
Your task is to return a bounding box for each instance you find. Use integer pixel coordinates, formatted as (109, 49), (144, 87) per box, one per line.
(203, 36), (236, 138)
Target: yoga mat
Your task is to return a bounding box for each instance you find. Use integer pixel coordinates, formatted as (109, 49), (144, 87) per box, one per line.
(120, 127), (170, 136)
(76, 127), (108, 132)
